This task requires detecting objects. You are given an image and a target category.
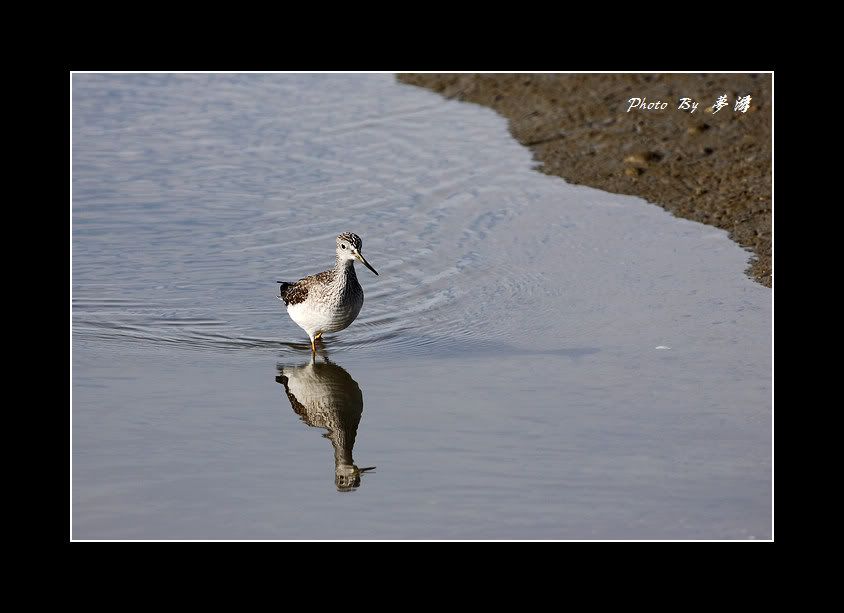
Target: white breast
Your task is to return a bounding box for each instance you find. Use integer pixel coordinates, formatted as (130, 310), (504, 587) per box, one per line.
(287, 292), (363, 337)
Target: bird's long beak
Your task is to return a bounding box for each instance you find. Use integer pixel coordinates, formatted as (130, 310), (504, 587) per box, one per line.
(355, 252), (379, 276)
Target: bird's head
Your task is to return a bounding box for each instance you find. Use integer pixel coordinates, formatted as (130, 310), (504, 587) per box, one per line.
(336, 232), (378, 276)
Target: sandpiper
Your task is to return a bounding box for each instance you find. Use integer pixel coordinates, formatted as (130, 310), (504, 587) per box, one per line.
(277, 232), (378, 353)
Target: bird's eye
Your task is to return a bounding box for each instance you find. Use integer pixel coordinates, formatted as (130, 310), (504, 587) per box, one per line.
(341, 244), (346, 249)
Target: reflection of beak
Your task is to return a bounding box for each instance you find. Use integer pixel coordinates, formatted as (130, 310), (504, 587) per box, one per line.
(355, 252), (379, 276)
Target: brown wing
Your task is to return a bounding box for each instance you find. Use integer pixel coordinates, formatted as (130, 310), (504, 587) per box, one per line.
(279, 281), (308, 306)
(276, 374), (310, 421)
(279, 269), (335, 306)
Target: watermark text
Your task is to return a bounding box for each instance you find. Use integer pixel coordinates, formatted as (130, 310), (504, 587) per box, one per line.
(626, 95), (752, 114)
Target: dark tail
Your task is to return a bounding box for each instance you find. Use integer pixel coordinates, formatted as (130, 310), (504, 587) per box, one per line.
(277, 281), (292, 304)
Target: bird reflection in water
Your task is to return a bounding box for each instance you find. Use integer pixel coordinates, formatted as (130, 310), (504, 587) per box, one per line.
(276, 358), (375, 491)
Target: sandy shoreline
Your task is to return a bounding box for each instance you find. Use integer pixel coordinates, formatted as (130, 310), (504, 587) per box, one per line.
(397, 74), (771, 288)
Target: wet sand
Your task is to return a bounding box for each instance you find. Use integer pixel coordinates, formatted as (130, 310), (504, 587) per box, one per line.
(397, 74), (772, 287)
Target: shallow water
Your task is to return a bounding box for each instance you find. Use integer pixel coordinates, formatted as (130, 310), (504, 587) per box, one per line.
(72, 74), (772, 539)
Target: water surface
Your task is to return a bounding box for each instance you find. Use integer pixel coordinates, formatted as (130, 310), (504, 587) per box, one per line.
(72, 74), (771, 539)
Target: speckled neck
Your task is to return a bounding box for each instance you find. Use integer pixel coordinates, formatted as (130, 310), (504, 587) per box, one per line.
(333, 258), (357, 289)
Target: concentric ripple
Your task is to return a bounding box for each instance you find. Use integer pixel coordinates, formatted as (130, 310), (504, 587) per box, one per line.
(74, 74), (768, 364)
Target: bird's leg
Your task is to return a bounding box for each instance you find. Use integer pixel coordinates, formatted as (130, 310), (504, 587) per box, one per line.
(310, 336), (316, 354)
(314, 331), (323, 340)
